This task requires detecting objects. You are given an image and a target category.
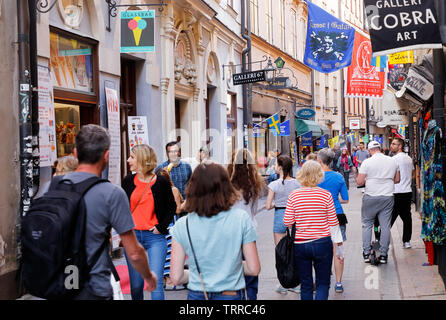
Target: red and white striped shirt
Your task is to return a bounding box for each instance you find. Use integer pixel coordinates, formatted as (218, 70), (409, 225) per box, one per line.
(283, 187), (339, 244)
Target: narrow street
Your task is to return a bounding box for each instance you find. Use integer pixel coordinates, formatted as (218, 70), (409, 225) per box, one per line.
(114, 176), (445, 301)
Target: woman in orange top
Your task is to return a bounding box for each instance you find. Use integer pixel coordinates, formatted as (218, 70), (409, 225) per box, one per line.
(122, 145), (176, 300)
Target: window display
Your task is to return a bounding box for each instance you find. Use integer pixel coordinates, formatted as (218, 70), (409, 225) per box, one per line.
(50, 31), (94, 93)
(54, 103), (80, 157)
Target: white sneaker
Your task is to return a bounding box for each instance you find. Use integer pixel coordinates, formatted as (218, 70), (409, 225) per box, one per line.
(403, 242), (411, 249)
(275, 285), (288, 295)
(287, 286), (301, 294)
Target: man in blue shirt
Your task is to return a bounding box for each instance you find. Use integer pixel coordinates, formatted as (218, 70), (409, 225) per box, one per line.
(157, 141), (192, 200)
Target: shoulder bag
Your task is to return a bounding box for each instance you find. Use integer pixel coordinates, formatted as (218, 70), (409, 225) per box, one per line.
(275, 223), (300, 288)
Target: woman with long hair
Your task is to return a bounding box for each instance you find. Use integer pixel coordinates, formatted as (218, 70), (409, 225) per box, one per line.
(265, 155), (301, 295)
(122, 144), (177, 300)
(227, 148), (265, 300)
(337, 147), (353, 189)
(317, 148), (349, 293)
(284, 160), (344, 300)
(170, 161), (260, 300)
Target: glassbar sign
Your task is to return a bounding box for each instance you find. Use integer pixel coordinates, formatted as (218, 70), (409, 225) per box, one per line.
(121, 10), (155, 53)
(365, 0), (442, 56)
(232, 71), (266, 85)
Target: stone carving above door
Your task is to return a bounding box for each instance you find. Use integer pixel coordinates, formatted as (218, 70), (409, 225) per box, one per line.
(57, 0), (84, 29)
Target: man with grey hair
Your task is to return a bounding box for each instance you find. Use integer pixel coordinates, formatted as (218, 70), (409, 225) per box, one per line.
(67, 124), (157, 299)
(356, 141), (400, 264)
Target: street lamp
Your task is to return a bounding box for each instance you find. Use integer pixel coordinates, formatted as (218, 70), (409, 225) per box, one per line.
(264, 57), (276, 82)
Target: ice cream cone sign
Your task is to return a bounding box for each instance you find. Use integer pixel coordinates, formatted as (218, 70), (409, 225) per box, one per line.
(128, 16), (147, 46)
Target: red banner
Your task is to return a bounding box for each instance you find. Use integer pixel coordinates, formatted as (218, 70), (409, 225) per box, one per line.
(345, 32), (386, 99)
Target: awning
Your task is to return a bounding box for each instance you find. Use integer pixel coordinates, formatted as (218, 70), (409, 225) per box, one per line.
(319, 125), (332, 138)
(295, 119), (322, 138)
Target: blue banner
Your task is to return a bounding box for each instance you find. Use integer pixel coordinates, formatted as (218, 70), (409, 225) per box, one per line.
(304, 2), (355, 73)
(272, 120), (290, 137)
(319, 134), (328, 149)
(301, 131), (313, 147)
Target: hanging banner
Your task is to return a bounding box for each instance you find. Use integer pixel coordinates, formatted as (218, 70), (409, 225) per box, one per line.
(38, 65), (57, 167)
(303, 2), (355, 73)
(128, 116), (150, 148)
(371, 55), (388, 69)
(120, 10), (155, 53)
(396, 67), (434, 101)
(345, 31), (386, 99)
(388, 63), (410, 91)
(388, 51), (414, 65)
(105, 87), (121, 185)
(266, 113), (281, 135)
(380, 90), (410, 126)
(272, 120), (290, 137)
(301, 131), (313, 147)
(364, 0), (442, 56)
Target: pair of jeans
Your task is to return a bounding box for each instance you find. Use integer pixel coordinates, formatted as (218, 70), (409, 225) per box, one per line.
(391, 192), (413, 243)
(244, 275), (258, 300)
(341, 170), (350, 189)
(294, 236), (333, 300)
(187, 289), (246, 300)
(124, 230), (167, 300)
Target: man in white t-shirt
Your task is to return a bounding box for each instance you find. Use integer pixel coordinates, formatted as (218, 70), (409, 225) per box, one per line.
(356, 141), (400, 264)
(390, 138), (415, 249)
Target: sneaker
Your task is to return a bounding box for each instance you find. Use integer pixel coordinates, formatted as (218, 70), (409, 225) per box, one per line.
(165, 284), (187, 291)
(287, 286), (300, 294)
(379, 255), (388, 264)
(275, 285), (288, 295)
(403, 242), (411, 249)
(334, 282), (344, 293)
(363, 252), (371, 263)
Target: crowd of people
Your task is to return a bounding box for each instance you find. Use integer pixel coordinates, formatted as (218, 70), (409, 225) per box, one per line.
(34, 124), (416, 301)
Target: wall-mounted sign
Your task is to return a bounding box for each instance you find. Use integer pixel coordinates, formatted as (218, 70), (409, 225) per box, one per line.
(349, 118), (361, 130)
(105, 87), (121, 185)
(388, 51), (414, 65)
(396, 67), (433, 101)
(121, 10), (155, 53)
(365, 0), (443, 56)
(296, 108), (316, 119)
(232, 70), (266, 85)
(301, 131), (313, 147)
(266, 77), (290, 90)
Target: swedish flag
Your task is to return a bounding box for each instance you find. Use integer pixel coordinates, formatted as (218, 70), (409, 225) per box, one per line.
(266, 113), (281, 135)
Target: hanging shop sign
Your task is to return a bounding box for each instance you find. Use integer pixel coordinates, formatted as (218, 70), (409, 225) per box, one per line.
(128, 116), (150, 148)
(105, 87), (121, 185)
(381, 89), (410, 126)
(301, 131), (313, 147)
(296, 108), (316, 119)
(349, 118), (361, 130)
(364, 0), (442, 56)
(303, 1), (355, 73)
(388, 50), (414, 65)
(265, 77), (290, 90)
(232, 70), (266, 85)
(120, 10), (155, 53)
(38, 65), (57, 167)
(396, 67), (433, 101)
(345, 31), (386, 99)
(388, 63), (410, 91)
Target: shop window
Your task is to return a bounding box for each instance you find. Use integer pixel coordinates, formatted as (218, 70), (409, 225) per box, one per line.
(55, 103), (80, 157)
(50, 31), (94, 94)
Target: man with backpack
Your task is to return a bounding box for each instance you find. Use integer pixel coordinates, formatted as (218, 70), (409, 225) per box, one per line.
(22, 124), (157, 300)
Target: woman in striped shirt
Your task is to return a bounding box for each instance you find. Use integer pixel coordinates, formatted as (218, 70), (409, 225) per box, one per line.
(284, 160), (344, 300)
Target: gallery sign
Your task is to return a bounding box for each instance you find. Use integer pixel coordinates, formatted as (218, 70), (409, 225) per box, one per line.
(232, 71), (266, 85)
(121, 10), (155, 53)
(364, 0), (442, 56)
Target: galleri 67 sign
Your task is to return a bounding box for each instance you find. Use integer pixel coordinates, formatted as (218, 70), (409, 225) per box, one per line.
(365, 0), (442, 56)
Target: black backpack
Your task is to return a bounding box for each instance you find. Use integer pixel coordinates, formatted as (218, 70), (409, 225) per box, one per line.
(275, 223), (300, 288)
(21, 176), (112, 300)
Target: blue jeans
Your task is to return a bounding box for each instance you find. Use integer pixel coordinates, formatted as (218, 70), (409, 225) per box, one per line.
(124, 230), (167, 300)
(187, 289), (246, 300)
(294, 236), (333, 300)
(244, 275), (258, 300)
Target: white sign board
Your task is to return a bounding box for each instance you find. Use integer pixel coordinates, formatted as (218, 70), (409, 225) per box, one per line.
(128, 116), (149, 148)
(38, 65), (57, 167)
(349, 119), (361, 130)
(381, 90), (410, 126)
(396, 68), (434, 101)
(105, 87), (121, 185)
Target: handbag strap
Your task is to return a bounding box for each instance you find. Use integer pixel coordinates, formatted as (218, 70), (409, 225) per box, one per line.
(186, 216), (209, 300)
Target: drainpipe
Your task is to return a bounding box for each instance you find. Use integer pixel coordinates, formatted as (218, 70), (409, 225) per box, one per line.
(28, 0), (40, 196)
(241, 0), (251, 149)
(17, 0), (33, 221)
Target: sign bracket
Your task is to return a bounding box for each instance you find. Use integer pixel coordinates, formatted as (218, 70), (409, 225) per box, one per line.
(106, 0), (167, 32)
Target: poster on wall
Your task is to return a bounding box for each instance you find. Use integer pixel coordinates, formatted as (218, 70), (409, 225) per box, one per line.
(364, 0), (442, 56)
(38, 65), (57, 167)
(128, 116), (150, 148)
(105, 87), (121, 185)
(345, 31), (386, 99)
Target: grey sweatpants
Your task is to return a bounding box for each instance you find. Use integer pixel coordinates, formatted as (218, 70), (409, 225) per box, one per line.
(361, 194), (394, 256)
